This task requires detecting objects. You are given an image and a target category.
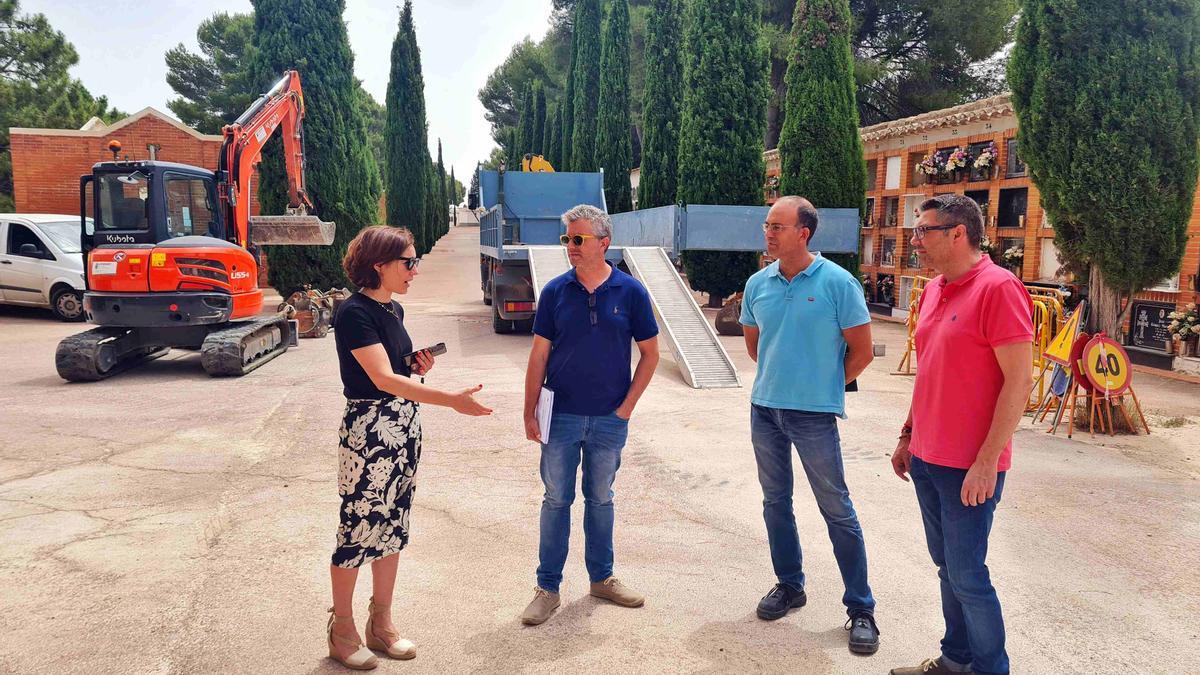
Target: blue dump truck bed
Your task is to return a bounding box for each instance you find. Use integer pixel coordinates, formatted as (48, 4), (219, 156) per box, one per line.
(478, 170), (607, 257)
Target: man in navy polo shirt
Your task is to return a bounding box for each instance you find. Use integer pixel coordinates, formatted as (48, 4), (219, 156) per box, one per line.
(739, 196), (880, 654)
(519, 204), (660, 626)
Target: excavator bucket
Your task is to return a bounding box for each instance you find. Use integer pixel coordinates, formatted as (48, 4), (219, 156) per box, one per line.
(249, 215), (336, 246)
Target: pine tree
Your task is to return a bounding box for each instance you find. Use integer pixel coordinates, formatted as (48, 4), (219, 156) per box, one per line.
(777, 0), (864, 274)
(532, 81), (547, 156)
(1009, 0), (1200, 337)
(252, 0), (382, 293)
(637, 0), (683, 210)
(677, 0), (769, 305)
(570, 0), (602, 171)
(517, 82), (535, 162)
(595, 0), (633, 213)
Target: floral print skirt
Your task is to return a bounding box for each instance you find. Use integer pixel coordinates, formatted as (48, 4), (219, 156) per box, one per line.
(333, 397), (422, 568)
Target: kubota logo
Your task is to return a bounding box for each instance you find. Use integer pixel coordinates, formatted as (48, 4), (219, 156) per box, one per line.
(113, 252), (126, 262)
(104, 234), (135, 243)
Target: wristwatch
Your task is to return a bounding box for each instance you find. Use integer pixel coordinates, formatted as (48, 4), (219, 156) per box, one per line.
(899, 423), (913, 438)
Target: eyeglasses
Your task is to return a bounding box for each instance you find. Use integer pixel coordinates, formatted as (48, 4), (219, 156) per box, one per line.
(398, 256), (421, 271)
(588, 293), (597, 326)
(912, 224), (959, 240)
(560, 234), (601, 246)
(762, 222), (801, 234)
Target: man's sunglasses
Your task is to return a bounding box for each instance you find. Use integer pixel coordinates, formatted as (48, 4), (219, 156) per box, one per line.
(398, 256), (421, 271)
(560, 234), (602, 246)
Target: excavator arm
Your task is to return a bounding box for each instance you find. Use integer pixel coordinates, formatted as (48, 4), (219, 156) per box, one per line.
(217, 70), (333, 248)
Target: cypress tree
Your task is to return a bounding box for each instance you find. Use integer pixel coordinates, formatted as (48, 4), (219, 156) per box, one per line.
(562, 19), (579, 171)
(424, 152), (437, 250)
(532, 81), (547, 156)
(570, 0), (602, 171)
(517, 82), (535, 162)
(381, 0), (429, 255)
(677, 0), (769, 305)
(505, 126), (519, 165)
(777, 0), (864, 274)
(252, 0), (382, 293)
(595, 0), (633, 213)
(436, 138), (447, 238)
(544, 101), (560, 168)
(638, 0), (683, 210)
(449, 166), (458, 207)
(556, 103), (571, 170)
(1009, 0), (1199, 337)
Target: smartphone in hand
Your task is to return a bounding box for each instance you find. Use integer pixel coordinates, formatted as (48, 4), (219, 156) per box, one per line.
(401, 342), (447, 368)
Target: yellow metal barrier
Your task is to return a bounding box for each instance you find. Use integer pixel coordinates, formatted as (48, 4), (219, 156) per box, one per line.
(894, 276), (930, 375)
(893, 278), (1066, 385)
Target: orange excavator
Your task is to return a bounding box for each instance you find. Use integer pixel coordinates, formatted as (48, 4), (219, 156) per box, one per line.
(55, 70), (334, 381)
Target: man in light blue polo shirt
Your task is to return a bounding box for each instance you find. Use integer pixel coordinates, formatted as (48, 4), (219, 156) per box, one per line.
(739, 196), (879, 654)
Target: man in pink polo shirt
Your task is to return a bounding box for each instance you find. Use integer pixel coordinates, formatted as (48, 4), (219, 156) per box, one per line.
(888, 195), (1033, 675)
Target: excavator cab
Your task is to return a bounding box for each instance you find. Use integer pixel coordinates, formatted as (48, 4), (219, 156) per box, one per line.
(84, 159), (225, 251)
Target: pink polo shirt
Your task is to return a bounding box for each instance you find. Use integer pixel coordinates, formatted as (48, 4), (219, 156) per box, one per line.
(910, 256), (1033, 471)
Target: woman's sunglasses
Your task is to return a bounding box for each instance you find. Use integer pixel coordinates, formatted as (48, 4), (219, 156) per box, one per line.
(560, 234), (601, 246)
(398, 256), (421, 271)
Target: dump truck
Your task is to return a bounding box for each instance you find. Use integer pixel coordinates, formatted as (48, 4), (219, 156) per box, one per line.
(475, 165), (862, 389)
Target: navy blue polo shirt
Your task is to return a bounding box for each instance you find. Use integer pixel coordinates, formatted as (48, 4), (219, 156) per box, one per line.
(533, 263), (659, 415)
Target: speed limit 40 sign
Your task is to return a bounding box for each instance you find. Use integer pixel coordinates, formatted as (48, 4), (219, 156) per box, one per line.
(1081, 335), (1132, 396)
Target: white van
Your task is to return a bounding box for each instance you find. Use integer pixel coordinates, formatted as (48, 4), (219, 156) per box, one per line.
(0, 214), (87, 321)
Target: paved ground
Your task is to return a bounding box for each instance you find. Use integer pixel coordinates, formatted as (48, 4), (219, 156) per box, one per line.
(1, 224), (1198, 674)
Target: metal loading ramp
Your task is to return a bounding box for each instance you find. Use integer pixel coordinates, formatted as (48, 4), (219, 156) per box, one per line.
(622, 247), (741, 389)
(528, 246), (571, 301)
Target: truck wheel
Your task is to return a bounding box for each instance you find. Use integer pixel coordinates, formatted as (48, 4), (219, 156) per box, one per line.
(51, 288), (85, 322)
(493, 302), (514, 333)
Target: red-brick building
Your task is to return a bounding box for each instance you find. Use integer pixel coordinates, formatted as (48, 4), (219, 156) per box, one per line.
(764, 94), (1200, 361)
(10, 107), (267, 283)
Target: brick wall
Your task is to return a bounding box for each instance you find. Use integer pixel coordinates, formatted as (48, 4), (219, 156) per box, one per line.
(10, 108), (274, 286)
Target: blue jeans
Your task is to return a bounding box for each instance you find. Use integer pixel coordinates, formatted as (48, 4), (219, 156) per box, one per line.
(536, 412), (628, 593)
(910, 456), (1008, 675)
(750, 404), (875, 615)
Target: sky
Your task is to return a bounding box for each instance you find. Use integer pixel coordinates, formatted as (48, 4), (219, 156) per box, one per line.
(21, 0), (555, 192)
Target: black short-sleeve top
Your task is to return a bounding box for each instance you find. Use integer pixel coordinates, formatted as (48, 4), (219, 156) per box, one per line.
(333, 292), (413, 399)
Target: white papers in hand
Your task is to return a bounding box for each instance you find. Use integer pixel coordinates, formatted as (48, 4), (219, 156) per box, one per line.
(536, 387), (554, 444)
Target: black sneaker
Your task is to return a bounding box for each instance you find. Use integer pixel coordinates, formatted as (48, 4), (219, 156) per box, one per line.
(845, 611), (880, 654)
(756, 582), (807, 620)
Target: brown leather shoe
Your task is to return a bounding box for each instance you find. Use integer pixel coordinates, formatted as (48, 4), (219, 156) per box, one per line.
(589, 577), (645, 607)
(889, 656), (973, 675)
(520, 587), (561, 625)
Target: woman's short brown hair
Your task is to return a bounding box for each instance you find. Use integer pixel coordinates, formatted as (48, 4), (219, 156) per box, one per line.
(342, 225), (415, 289)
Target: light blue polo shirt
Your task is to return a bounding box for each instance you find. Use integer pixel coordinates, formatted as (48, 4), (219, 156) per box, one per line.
(739, 256), (870, 417)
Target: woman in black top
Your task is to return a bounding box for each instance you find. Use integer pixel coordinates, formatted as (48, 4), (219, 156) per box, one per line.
(326, 225), (491, 670)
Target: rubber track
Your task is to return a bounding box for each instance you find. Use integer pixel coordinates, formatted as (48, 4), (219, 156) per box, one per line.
(199, 314), (291, 377)
(55, 327), (168, 382)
